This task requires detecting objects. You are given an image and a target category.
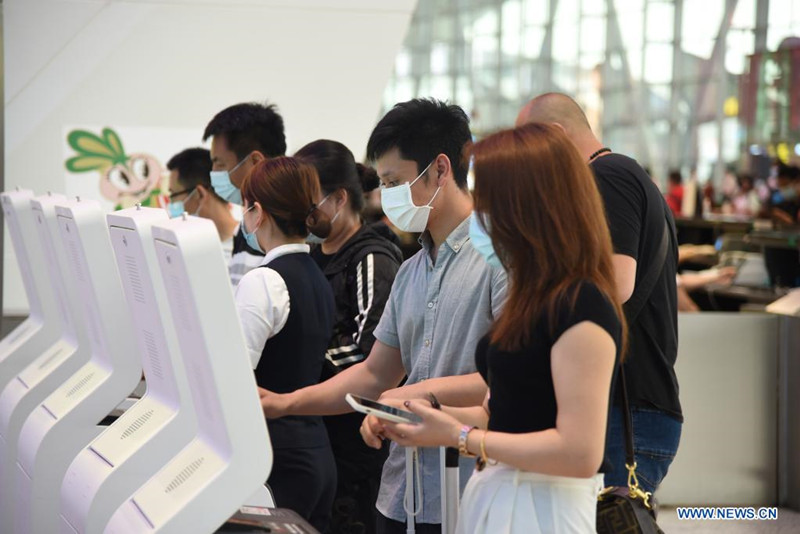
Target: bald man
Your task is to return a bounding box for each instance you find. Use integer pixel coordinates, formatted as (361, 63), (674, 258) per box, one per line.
(517, 93), (681, 495)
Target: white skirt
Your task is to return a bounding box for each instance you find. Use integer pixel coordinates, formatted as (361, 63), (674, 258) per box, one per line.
(456, 463), (604, 534)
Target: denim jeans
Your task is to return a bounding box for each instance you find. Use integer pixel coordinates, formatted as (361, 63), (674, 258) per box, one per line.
(604, 406), (682, 493)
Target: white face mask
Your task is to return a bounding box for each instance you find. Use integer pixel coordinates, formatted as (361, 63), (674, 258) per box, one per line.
(380, 159), (440, 232)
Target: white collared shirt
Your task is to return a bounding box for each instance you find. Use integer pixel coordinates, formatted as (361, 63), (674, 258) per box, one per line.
(234, 243), (311, 368)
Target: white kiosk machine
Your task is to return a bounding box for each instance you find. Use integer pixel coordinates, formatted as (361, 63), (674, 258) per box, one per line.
(13, 198), (142, 534)
(0, 190), (62, 417)
(60, 206), (197, 533)
(106, 215), (272, 533)
(0, 194), (93, 526)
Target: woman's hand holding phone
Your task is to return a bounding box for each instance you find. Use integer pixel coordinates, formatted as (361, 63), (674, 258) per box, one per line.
(356, 396), (411, 449)
(381, 400), (462, 449)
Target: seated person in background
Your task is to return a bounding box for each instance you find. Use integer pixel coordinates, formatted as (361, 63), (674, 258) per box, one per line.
(235, 157), (337, 533)
(166, 147), (240, 259)
(203, 102), (288, 285)
(770, 164), (800, 225)
(294, 139), (403, 534)
(665, 170), (684, 216)
(381, 123), (625, 534)
(676, 268), (737, 312)
(730, 172), (762, 218)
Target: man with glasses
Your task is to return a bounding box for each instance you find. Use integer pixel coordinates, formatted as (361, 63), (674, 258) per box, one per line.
(166, 147), (246, 271)
(202, 101), (287, 286)
(260, 98), (507, 534)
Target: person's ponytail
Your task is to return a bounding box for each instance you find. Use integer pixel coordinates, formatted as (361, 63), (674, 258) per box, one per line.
(356, 163), (380, 193)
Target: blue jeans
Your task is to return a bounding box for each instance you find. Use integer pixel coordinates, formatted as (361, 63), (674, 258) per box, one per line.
(604, 406), (682, 493)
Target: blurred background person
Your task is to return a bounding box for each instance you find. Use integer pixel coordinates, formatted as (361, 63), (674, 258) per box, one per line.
(770, 163), (800, 225)
(665, 169), (684, 216)
(730, 172), (763, 218)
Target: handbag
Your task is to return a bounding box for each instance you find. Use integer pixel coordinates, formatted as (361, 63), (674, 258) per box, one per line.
(595, 369), (664, 534)
(597, 220), (671, 534)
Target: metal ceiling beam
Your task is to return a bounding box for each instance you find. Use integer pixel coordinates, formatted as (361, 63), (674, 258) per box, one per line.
(684, 0), (739, 168)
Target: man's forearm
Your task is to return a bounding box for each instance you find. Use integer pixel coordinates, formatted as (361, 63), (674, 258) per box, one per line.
(284, 361), (392, 416)
(382, 372), (487, 407)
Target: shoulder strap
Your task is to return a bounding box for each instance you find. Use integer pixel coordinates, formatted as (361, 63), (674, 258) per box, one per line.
(620, 218), (670, 468)
(623, 221), (669, 325)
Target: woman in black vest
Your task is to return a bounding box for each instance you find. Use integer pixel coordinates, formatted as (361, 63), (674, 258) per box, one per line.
(295, 140), (403, 534)
(235, 157), (337, 533)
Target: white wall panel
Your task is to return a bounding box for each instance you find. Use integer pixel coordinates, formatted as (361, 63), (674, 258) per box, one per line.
(4, 0), (416, 313)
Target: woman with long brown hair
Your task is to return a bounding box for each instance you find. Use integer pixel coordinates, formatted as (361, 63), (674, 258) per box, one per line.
(235, 156), (337, 532)
(382, 123), (627, 533)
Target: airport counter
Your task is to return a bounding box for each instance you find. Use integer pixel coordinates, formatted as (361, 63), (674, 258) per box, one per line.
(658, 309), (800, 511)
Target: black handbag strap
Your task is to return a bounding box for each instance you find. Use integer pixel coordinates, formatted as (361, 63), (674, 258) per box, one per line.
(623, 222), (669, 325)
(619, 220), (669, 467)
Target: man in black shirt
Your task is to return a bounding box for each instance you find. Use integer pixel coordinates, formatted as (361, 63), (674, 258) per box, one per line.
(516, 93), (681, 494)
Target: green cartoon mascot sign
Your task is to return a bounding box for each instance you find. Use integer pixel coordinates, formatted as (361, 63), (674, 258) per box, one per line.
(65, 127), (167, 210)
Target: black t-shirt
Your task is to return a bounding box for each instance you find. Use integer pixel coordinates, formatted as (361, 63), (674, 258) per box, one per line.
(475, 282), (621, 472)
(310, 247), (335, 272)
(591, 153), (681, 421)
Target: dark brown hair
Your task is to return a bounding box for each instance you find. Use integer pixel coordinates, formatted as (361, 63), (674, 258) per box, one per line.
(241, 156), (331, 239)
(472, 122), (627, 355)
(294, 139), (380, 213)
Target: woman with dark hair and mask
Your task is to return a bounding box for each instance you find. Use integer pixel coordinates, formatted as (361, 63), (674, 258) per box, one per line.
(236, 156), (337, 533)
(295, 139), (403, 534)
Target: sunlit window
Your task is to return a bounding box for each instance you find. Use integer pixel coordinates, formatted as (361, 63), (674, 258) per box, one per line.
(384, 0), (800, 188)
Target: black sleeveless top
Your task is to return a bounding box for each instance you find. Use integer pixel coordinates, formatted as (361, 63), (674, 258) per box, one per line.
(254, 252), (335, 449)
(475, 282), (621, 472)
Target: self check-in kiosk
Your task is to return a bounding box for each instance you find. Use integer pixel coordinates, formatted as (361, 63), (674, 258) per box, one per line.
(60, 206), (197, 533)
(0, 191), (62, 422)
(0, 194), (93, 529)
(105, 215), (272, 533)
(12, 198), (142, 534)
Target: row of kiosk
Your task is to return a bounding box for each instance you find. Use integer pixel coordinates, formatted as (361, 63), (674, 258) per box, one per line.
(0, 189), (282, 533)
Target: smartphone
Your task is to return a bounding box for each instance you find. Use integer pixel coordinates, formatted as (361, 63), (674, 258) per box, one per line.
(345, 394), (422, 424)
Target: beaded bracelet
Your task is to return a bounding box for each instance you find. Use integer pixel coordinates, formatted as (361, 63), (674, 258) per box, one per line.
(458, 425), (476, 457)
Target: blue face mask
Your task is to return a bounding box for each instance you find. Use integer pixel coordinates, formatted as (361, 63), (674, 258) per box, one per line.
(166, 189), (197, 218)
(167, 201), (185, 218)
(210, 157), (248, 205)
(469, 212), (502, 269)
(242, 205), (265, 254)
(306, 233), (325, 245)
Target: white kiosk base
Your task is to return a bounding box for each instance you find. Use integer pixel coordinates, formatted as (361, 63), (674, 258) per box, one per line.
(105, 215), (272, 533)
(12, 199), (141, 533)
(0, 194), (93, 527)
(60, 207), (198, 533)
